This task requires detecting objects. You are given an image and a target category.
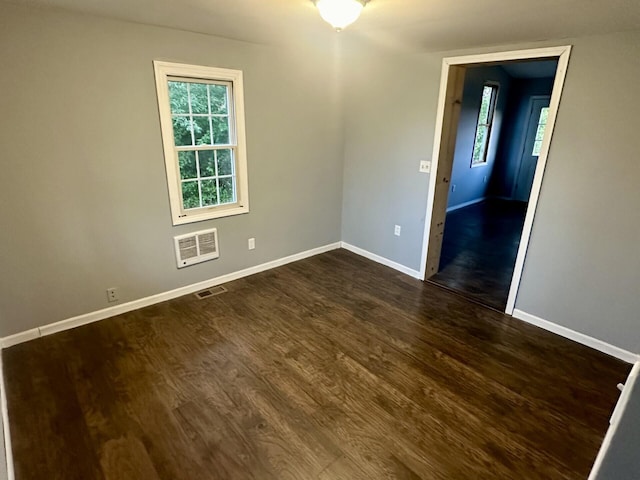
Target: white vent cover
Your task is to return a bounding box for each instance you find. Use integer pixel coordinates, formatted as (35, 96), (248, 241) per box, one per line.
(174, 228), (219, 268)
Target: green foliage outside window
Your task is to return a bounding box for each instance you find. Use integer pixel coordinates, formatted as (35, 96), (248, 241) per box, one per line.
(168, 80), (236, 210)
(472, 85), (498, 165)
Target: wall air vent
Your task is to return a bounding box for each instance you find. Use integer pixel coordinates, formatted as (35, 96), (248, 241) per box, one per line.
(174, 228), (219, 268)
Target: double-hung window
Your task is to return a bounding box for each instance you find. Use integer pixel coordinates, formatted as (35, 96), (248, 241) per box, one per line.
(471, 83), (499, 167)
(154, 61), (249, 225)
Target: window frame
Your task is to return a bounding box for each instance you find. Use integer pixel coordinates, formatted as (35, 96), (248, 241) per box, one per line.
(153, 61), (249, 225)
(470, 82), (500, 168)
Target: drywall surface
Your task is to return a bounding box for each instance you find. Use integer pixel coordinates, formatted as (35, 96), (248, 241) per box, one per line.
(447, 66), (512, 209)
(340, 45), (441, 269)
(341, 30), (640, 352)
(490, 76), (555, 198)
(514, 32), (640, 353)
(592, 368), (640, 479)
(0, 4), (344, 337)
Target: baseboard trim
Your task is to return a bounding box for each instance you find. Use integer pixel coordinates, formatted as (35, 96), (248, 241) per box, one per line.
(1, 242), (341, 349)
(340, 242), (422, 279)
(513, 309), (639, 364)
(446, 197), (487, 213)
(0, 329), (40, 350)
(0, 357), (15, 480)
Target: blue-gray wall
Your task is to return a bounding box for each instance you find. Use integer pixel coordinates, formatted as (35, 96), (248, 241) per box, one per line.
(490, 76), (556, 198)
(447, 66), (512, 209)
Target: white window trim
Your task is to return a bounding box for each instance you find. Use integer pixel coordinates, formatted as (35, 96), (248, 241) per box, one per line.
(153, 61), (250, 225)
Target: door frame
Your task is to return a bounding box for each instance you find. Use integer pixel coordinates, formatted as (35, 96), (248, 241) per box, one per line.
(511, 95), (551, 200)
(418, 45), (572, 315)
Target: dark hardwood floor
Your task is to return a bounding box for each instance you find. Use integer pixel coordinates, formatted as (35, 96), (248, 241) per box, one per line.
(3, 249), (629, 480)
(430, 199), (528, 311)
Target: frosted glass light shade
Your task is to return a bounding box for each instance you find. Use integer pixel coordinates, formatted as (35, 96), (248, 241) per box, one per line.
(315, 0), (366, 31)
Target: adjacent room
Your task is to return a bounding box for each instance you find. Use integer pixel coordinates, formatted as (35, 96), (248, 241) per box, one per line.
(1, 0), (639, 479)
(428, 60), (558, 311)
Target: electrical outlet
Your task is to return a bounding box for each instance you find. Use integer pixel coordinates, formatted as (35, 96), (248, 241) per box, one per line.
(106, 287), (119, 303)
(451, 184), (456, 193)
(419, 160), (431, 173)
(394, 225), (401, 236)
(248, 238), (256, 250)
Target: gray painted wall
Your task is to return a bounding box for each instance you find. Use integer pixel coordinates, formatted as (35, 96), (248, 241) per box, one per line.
(593, 369), (640, 480)
(0, 4), (344, 337)
(514, 32), (640, 353)
(490, 76), (556, 198)
(341, 31), (640, 353)
(447, 66), (512, 209)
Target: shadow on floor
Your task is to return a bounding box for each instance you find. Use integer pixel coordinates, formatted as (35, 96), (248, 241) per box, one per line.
(429, 199), (527, 311)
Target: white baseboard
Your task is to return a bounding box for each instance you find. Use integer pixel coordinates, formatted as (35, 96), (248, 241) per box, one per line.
(446, 197), (487, 213)
(0, 357), (15, 480)
(340, 242), (422, 279)
(1, 330), (40, 350)
(513, 309), (639, 364)
(0, 242), (341, 349)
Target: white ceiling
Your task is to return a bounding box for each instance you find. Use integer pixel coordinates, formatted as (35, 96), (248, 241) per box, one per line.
(4, 0), (640, 51)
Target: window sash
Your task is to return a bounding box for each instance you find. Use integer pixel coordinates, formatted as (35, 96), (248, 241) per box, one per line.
(471, 84), (499, 166)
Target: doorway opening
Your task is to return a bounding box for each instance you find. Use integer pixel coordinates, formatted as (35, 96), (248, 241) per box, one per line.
(419, 46), (571, 314)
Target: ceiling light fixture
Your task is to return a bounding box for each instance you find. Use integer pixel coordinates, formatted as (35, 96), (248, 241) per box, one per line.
(313, 0), (369, 32)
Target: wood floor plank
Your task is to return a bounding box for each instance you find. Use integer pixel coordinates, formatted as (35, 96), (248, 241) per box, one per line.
(3, 249), (630, 480)
(251, 263), (602, 475)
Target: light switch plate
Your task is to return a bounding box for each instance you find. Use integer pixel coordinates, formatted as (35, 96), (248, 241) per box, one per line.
(419, 160), (431, 173)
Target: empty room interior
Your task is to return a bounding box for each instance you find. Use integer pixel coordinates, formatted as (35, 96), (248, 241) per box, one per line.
(0, 0), (639, 479)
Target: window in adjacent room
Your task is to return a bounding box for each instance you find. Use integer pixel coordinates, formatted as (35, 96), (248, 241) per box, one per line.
(154, 61), (249, 225)
(471, 83), (499, 166)
(532, 107), (550, 157)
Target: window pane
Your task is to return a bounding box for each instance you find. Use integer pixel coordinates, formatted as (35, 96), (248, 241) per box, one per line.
(198, 150), (216, 177)
(181, 181), (200, 209)
(201, 179), (218, 206)
(193, 117), (212, 145)
(216, 149), (233, 176)
(532, 107), (550, 156)
(478, 86), (493, 124)
(178, 151), (197, 179)
(472, 126), (488, 163)
(539, 107), (549, 125)
(218, 177), (236, 203)
(168, 81), (189, 114)
(209, 84), (228, 115)
(172, 117), (193, 146)
(219, 177), (235, 204)
(212, 117), (230, 144)
(189, 83), (209, 114)
(532, 140), (543, 157)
